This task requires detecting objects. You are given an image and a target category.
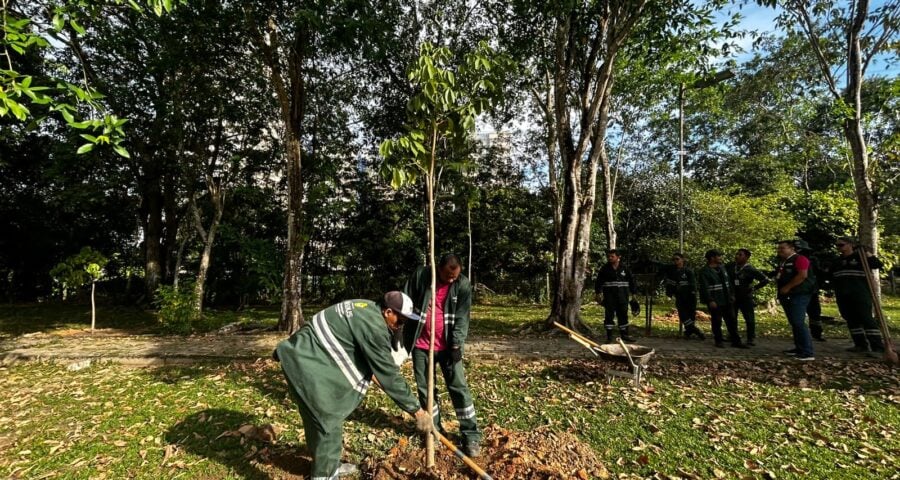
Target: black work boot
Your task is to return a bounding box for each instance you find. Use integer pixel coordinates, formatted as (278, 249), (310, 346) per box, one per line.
(689, 325), (705, 341)
(619, 327), (636, 343)
(867, 334), (885, 353)
(465, 441), (481, 458)
(810, 323), (825, 341)
(606, 329), (615, 344)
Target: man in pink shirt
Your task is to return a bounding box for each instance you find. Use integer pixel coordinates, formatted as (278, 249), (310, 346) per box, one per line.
(775, 240), (816, 361)
(401, 254), (481, 457)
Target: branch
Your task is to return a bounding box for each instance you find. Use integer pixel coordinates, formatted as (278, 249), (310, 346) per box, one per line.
(789, 1), (842, 100)
(190, 193), (208, 240)
(861, 0), (900, 75)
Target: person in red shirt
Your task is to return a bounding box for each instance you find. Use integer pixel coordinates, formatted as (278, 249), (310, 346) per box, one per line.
(402, 254), (481, 457)
(775, 240), (816, 361)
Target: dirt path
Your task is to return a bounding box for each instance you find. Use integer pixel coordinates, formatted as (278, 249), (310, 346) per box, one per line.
(0, 328), (875, 367)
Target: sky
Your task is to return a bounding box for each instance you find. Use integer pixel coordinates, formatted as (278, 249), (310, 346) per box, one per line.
(715, 0), (898, 79)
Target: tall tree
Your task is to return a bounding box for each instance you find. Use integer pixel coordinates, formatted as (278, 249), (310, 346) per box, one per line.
(502, 1), (649, 331)
(761, 0), (900, 255)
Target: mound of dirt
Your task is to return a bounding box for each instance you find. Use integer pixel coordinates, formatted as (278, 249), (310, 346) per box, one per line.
(363, 424), (609, 479)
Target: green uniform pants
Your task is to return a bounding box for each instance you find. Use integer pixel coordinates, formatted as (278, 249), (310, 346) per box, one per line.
(286, 378), (343, 480)
(412, 347), (481, 445)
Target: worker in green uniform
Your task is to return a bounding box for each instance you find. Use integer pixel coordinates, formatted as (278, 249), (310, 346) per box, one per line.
(726, 248), (769, 346)
(274, 291), (433, 479)
(698, 249), (748, 349)
(402, 254), (482, 457)
(663, 253), (705, 340)
(830, 237), (885, 353)
(595, 249), (640, 343)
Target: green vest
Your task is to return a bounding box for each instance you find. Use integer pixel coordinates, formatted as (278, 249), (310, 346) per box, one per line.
(276, 300), (420, 430)
(775, 254), (816, 297)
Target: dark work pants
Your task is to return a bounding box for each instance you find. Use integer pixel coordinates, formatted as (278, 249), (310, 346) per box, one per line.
(675, 295), (697, 328)
(709, 303), (740, 345)
(604, 302), (630, 332)
(734, 297), (756, 342)
(807, 291), (823, 339)
(836, 293), (883, 350)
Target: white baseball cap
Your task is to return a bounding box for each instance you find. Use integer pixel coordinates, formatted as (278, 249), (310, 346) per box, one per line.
(383, 291), (421, 322)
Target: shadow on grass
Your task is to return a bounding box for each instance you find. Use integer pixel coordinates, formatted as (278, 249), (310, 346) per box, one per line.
(0, 303), (158, 336)
(166, 408), (311, 480)
(350, 401), (415, 434)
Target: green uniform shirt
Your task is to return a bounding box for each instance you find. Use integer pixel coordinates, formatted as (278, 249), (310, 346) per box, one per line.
(276, 300), (420, 431)
(697, 264), (732, 305)
(402, 266), (472, 353)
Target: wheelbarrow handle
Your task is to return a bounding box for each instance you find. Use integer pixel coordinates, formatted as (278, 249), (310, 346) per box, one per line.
(569, 334), (599, 356)
(553, 322), (602, 348)
(617, 337), (638, 369)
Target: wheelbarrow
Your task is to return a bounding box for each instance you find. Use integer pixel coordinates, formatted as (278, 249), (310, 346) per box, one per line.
(553, 322), (655, 387)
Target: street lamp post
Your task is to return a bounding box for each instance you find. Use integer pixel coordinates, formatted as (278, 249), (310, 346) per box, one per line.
(677, 69), (735, 254)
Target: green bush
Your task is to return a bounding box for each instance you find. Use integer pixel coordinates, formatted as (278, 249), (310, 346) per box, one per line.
(154, 284), (197, 334)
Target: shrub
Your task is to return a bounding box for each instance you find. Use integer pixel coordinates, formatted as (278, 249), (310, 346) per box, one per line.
(154, 284), (197, 334)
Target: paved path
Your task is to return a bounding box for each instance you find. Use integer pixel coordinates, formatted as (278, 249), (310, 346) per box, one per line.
(0, 329), (874, 367)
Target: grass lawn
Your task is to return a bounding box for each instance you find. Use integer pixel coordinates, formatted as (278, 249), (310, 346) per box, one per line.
(3, 293), (898, 340)
(1, 358), (897, 479)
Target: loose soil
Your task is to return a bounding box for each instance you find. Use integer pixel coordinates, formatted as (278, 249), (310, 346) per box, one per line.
(363, 424), (610, 479)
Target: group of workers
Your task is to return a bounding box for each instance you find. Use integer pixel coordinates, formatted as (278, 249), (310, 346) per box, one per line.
(271, 238), (885, 477)
(594, 237), (885, 362)
(273, 254), (480, 479)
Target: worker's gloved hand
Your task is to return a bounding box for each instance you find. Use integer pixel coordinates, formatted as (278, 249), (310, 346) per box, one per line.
(414, 409), (433, 433)
(629, 299), (640, 316)
(439, 348), (462, 369)
(450, 347), (462, 364)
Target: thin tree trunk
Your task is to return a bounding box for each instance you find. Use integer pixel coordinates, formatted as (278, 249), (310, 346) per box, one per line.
(599, 144), (616, 250)
(280, 136), (305, 333)
(467, 201), (473, 281)
(257, 15), (309, 333)
(172, 224), (190, 290)
(191, 193), (224, 316)
(789, 0), (880, 292)
(425, 126), (438, 468)
(91, 281), (96, 332)
(143, 176), (164, 299)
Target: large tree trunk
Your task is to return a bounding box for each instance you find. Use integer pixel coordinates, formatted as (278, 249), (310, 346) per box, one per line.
(142, 170), (164, 299)
(280, 136), (305, 332)
(257, 16), (309, 333)
(545, 3), (646, 332)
